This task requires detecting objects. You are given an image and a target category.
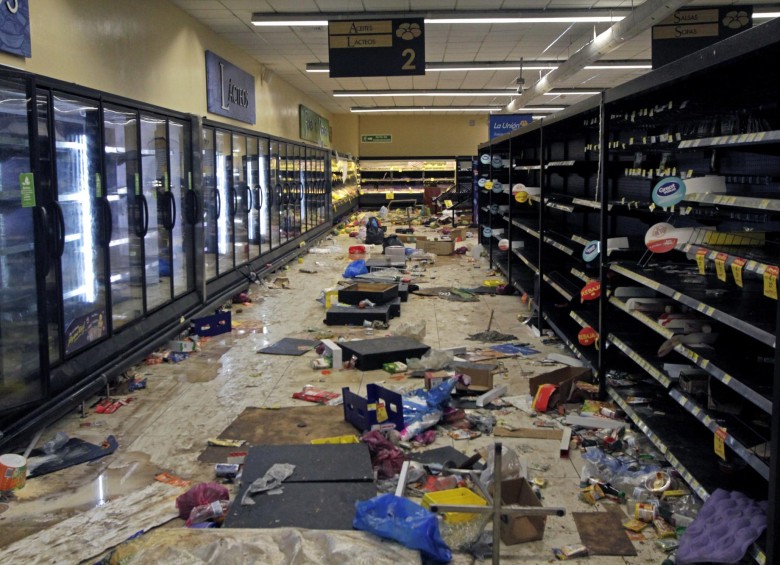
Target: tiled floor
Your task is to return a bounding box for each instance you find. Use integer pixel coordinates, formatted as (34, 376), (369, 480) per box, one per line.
(0, 220), (671, 564)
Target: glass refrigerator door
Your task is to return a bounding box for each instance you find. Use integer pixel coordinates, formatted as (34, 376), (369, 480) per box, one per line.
(215, 130), (233, 273)
(246, 136), (260, 259)
(53, 93), (108, 357)
(232, 133), (250, 265)
(168, 118), (194, 298)
(269, 141), (281, 249)
(140, 114), (171, 311)
(258, 138), (270, 255)
(0, 78), (44, 411)
(103, 105), (143, 330)
(202, 128), (217, 280)
(280, 144), (291, 244)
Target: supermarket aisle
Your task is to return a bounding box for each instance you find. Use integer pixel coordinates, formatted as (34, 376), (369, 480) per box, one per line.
(0, 221), (668, 564)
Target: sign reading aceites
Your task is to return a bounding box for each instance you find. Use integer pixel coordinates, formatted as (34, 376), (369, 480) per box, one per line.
(205, 51), (256, 125)
(329, 19), (425, 78)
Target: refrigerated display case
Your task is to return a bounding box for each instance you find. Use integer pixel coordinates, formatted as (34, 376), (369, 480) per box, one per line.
(0, 77), (45, 413)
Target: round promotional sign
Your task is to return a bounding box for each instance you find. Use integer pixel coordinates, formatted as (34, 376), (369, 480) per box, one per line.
(482, 227), (492, 238)
(491, 181), (503, 193)
(484, 180), (494, 190)
(480, 154), (491, 165)
(477, 177), (487, 188)
(644, 222), (678, 253)
(580, 280), (601, 303)
(582, 240), (600, 262)
(498, 238), (510, 251)
(578, 326), (598, 346)
(490, 203), (499, 213)
(491, 155), (503, 168)
(652, 176), (686, 207)
(514, 191), (529, 203)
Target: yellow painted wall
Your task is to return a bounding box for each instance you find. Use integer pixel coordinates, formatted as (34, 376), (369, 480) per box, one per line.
(356, 114), (490, 157)
(0, 0), (332, 144)
(331, 114), (360, 157)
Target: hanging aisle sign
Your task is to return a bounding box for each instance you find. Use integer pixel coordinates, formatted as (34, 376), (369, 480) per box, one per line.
(205, 51), (256, 125)
(329, 18), (425, 77)
(0, 0), (30, 57)
(489, 115), (533, 139)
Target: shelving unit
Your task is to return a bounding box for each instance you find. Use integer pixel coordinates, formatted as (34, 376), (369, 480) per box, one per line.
(358, 158), (455, 208)
(331, 152), (360, 219)
(476, 18), (780, 564)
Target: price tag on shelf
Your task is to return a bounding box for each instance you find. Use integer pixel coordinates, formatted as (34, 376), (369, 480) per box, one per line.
(731, 257), (746, 288)
(764, 266), (779, 299)
(714, 253), (728, 282)
(695, 248), (708, 275)
(714, 427), (728, 460)
(444, 199), (453, 208)
(386, 191), (394, 200)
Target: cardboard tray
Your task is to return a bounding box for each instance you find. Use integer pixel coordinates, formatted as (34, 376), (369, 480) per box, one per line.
(338, 282), (399, 305)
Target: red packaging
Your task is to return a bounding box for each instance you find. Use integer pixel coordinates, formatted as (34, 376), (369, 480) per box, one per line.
(292, 385), (341, 405)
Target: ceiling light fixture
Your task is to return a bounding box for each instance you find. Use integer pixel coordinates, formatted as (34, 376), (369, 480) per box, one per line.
(543, 90), (602, 95)
(306, 60), (651, 73)
(350, 106), (503, 113)
(334, 90), (518, 97)
(754, 12), (780, 18)
(252, 10), (629, 27)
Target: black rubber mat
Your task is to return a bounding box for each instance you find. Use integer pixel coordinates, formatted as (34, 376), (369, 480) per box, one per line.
(257, 337), (319, 356)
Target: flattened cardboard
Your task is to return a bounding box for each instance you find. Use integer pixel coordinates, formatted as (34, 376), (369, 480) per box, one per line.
(497, 478), (546, 544)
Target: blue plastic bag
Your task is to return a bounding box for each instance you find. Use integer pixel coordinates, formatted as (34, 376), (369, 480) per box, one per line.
(343, 259), (368, 278)
(353, 494), (452, 562)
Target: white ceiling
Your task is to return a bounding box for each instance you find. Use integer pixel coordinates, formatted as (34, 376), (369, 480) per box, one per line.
(170, 0), (778, 114)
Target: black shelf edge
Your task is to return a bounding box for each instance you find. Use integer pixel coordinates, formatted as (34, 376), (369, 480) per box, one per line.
(668, 388), (770, 481)
(609, 296), (773, 414)
(542, 312), (595, 371)
(610, 263), (776, 348)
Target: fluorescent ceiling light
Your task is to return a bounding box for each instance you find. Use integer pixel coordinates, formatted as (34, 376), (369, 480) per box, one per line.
(350, 106), (502, 113)
(513, 107), (565, 112)
(754, 12), (780, 18)
(543, 90), (601, 95)
(334, 90), (517, 97)
(252, 10), (629, 27)
(426, 17), (623, 24)
(306, 60), (650, 73)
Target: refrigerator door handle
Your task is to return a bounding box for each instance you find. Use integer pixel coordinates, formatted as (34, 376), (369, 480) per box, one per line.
(184, 189), (199, 225)
(255, 185), (263, 209)
(229, 186), (238, 218)
(299, 182), (304, 201)
(215, 188), (221, 219)
(164, 191), (176, 231)
(52, 201), (66, 258)
(246, 185), (253, 211)
(140, 194), (149, 237)
(100, 197), (113, 247)
(36, 205), (51, 276)
(283, 183), (290, 205)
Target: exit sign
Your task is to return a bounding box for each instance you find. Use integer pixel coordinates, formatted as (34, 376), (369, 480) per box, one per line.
(329, 18), (425, 78)
(361, 134), (392, 143)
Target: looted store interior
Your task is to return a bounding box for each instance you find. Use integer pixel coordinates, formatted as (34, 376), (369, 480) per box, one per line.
(0, 2), (778, 564)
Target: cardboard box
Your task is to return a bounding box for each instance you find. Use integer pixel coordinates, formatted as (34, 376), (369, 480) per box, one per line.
(191, 310), (232, 337)
(424, 370), (450, 390)
(497, 478), (546, 544)
(452, 362), (497, 392)
(418, 239), (455, 255)
(528, 366), (592, 410)
(396, 233), (426, 243)
(449, 227), (467, 241)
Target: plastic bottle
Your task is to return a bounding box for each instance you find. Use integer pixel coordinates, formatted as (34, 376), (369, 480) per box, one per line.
(43, 431), (69, 454)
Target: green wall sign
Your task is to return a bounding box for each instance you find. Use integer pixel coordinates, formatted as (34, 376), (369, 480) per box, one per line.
(361, 134), (392, 143)
(299, 105), (330, 146)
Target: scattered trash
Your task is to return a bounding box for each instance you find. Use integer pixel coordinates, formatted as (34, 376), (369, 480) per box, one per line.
(155, 472), (191, 487)
(292, 385), (342, 405)
(207, 438), (245, 448)
(466, 330), (517, 342)
(241, 463), (296, 505)
(176, 482), (229, 520)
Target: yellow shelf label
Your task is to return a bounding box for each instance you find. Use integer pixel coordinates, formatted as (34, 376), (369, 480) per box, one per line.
(763, 266), (779, 300)
(731, 257), (746, 288)
(714, 427), (728, 460)
(386, 191), (394, 200)
(714, 253), (728, 282)
(696, 248), (708, 275)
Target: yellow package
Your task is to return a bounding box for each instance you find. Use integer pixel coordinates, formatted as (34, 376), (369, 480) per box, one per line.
(578, 484), (605, 505)
(654, 517), (676, 538)
(622, 518), (650, 532)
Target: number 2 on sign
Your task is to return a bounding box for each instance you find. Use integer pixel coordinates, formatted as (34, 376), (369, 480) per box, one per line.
(402, 48), (416, 70)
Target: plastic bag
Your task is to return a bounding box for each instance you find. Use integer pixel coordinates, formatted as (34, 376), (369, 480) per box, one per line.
(185, 498), (230, 527)
(394, 320), (427, 342)
(479, 445), (527, 491)
(361, 430), (406, 479)
(580, 447), (660, 493)
(378, 205), (389, 218)
(353, 494), (452, 562)
(343, 259), (368, 278)
(399, 377), (458, 440)
(364, 216), (385, 245)
(175, 482), (229, 520)
(406, 348), (453, 371)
